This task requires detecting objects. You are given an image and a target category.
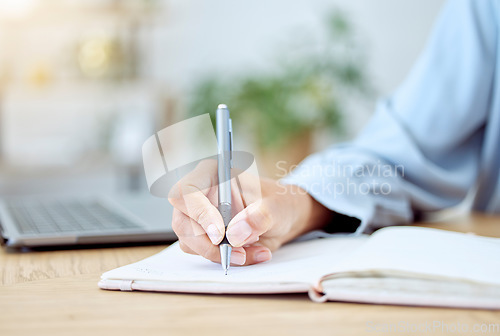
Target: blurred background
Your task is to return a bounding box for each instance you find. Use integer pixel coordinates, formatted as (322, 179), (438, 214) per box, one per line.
(0, 0), (445, 197)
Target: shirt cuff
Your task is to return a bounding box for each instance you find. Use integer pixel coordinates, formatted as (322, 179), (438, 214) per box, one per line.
(281, 147), (411, 234)
(280, 153), (375, 234)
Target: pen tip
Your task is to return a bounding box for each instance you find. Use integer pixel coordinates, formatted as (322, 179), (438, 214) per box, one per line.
(225, 270), (228, 275)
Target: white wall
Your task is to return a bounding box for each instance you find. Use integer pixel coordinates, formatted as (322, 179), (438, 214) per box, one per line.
(149, 0), (446, 100)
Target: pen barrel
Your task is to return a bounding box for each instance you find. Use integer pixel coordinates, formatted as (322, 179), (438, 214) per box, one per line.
(217, 156), (231, 205)
(218, 202), (231, 244)
(216, 107), (232, 205)
(218, 202), (232, 228)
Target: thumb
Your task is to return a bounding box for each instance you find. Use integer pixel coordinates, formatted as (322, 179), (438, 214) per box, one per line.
(226, 199), (274, 247)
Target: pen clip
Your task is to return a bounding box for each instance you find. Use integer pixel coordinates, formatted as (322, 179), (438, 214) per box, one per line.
(229, 118), (233, 168)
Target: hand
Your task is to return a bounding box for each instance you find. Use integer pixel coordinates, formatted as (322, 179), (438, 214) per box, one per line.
(168, 159), (332, 266)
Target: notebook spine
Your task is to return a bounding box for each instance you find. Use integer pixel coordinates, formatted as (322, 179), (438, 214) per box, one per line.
(118, 280), (134, 291)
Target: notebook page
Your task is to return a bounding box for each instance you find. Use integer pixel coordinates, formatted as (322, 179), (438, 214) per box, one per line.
(328, 227), (500, 286)
(101, 235), (368, 286)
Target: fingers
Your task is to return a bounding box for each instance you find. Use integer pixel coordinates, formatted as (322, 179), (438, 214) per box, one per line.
(169, 159), (275, 266)
(173, 208), (272, 266)
(183, 190), (225, 244)
(169, 160), (225, 244)
(226, 199), (274, 247)
(172, 209), (246, 265)
(180, 240), (272, 266)
(240, 245), (272, 265)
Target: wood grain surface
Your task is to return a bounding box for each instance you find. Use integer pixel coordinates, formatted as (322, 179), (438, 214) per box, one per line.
(1, 213), (499, 336)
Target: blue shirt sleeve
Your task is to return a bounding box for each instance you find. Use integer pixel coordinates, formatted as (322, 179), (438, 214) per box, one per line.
(282, 0), (498, 233)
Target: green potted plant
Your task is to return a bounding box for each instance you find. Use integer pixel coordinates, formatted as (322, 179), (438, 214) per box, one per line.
(188, 10), (372, 177)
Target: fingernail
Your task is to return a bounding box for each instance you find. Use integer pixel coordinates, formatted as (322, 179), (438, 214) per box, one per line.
(231, 251), (246, 265)
(226, 220), (252, 246)
(255, 249), (272, 263)
(206, 224), (221, 244)
(244, 236), (259, 246)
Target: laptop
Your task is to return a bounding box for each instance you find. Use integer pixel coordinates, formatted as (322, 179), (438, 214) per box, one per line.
(0, 194), (177, 249)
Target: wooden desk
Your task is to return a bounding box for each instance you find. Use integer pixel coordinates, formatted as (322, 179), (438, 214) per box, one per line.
(1, 214), (499, 336)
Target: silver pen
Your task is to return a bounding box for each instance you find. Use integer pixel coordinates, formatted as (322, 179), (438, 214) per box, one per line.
(216, 104), (233, 275)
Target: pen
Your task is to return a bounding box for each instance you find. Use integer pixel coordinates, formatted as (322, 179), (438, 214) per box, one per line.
(216, 104), (233, 275)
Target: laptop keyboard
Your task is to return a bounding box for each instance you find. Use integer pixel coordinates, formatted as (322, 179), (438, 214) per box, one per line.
(6, 200), (142, 234)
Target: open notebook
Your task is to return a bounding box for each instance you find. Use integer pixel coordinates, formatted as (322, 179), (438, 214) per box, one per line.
(99, 226), (500, 309)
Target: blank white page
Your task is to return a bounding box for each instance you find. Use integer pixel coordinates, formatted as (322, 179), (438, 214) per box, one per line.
(101, 235), (367, 287)
(330, 227), (500, 286)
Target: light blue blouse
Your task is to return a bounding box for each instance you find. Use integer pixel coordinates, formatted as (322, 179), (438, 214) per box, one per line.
(283, 0), (500, 232)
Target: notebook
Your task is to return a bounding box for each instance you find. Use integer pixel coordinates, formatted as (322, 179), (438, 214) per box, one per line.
(98, 226), (500, 309)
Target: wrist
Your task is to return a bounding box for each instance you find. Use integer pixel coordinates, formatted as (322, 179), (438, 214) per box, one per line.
(286, 185), (333, 237)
